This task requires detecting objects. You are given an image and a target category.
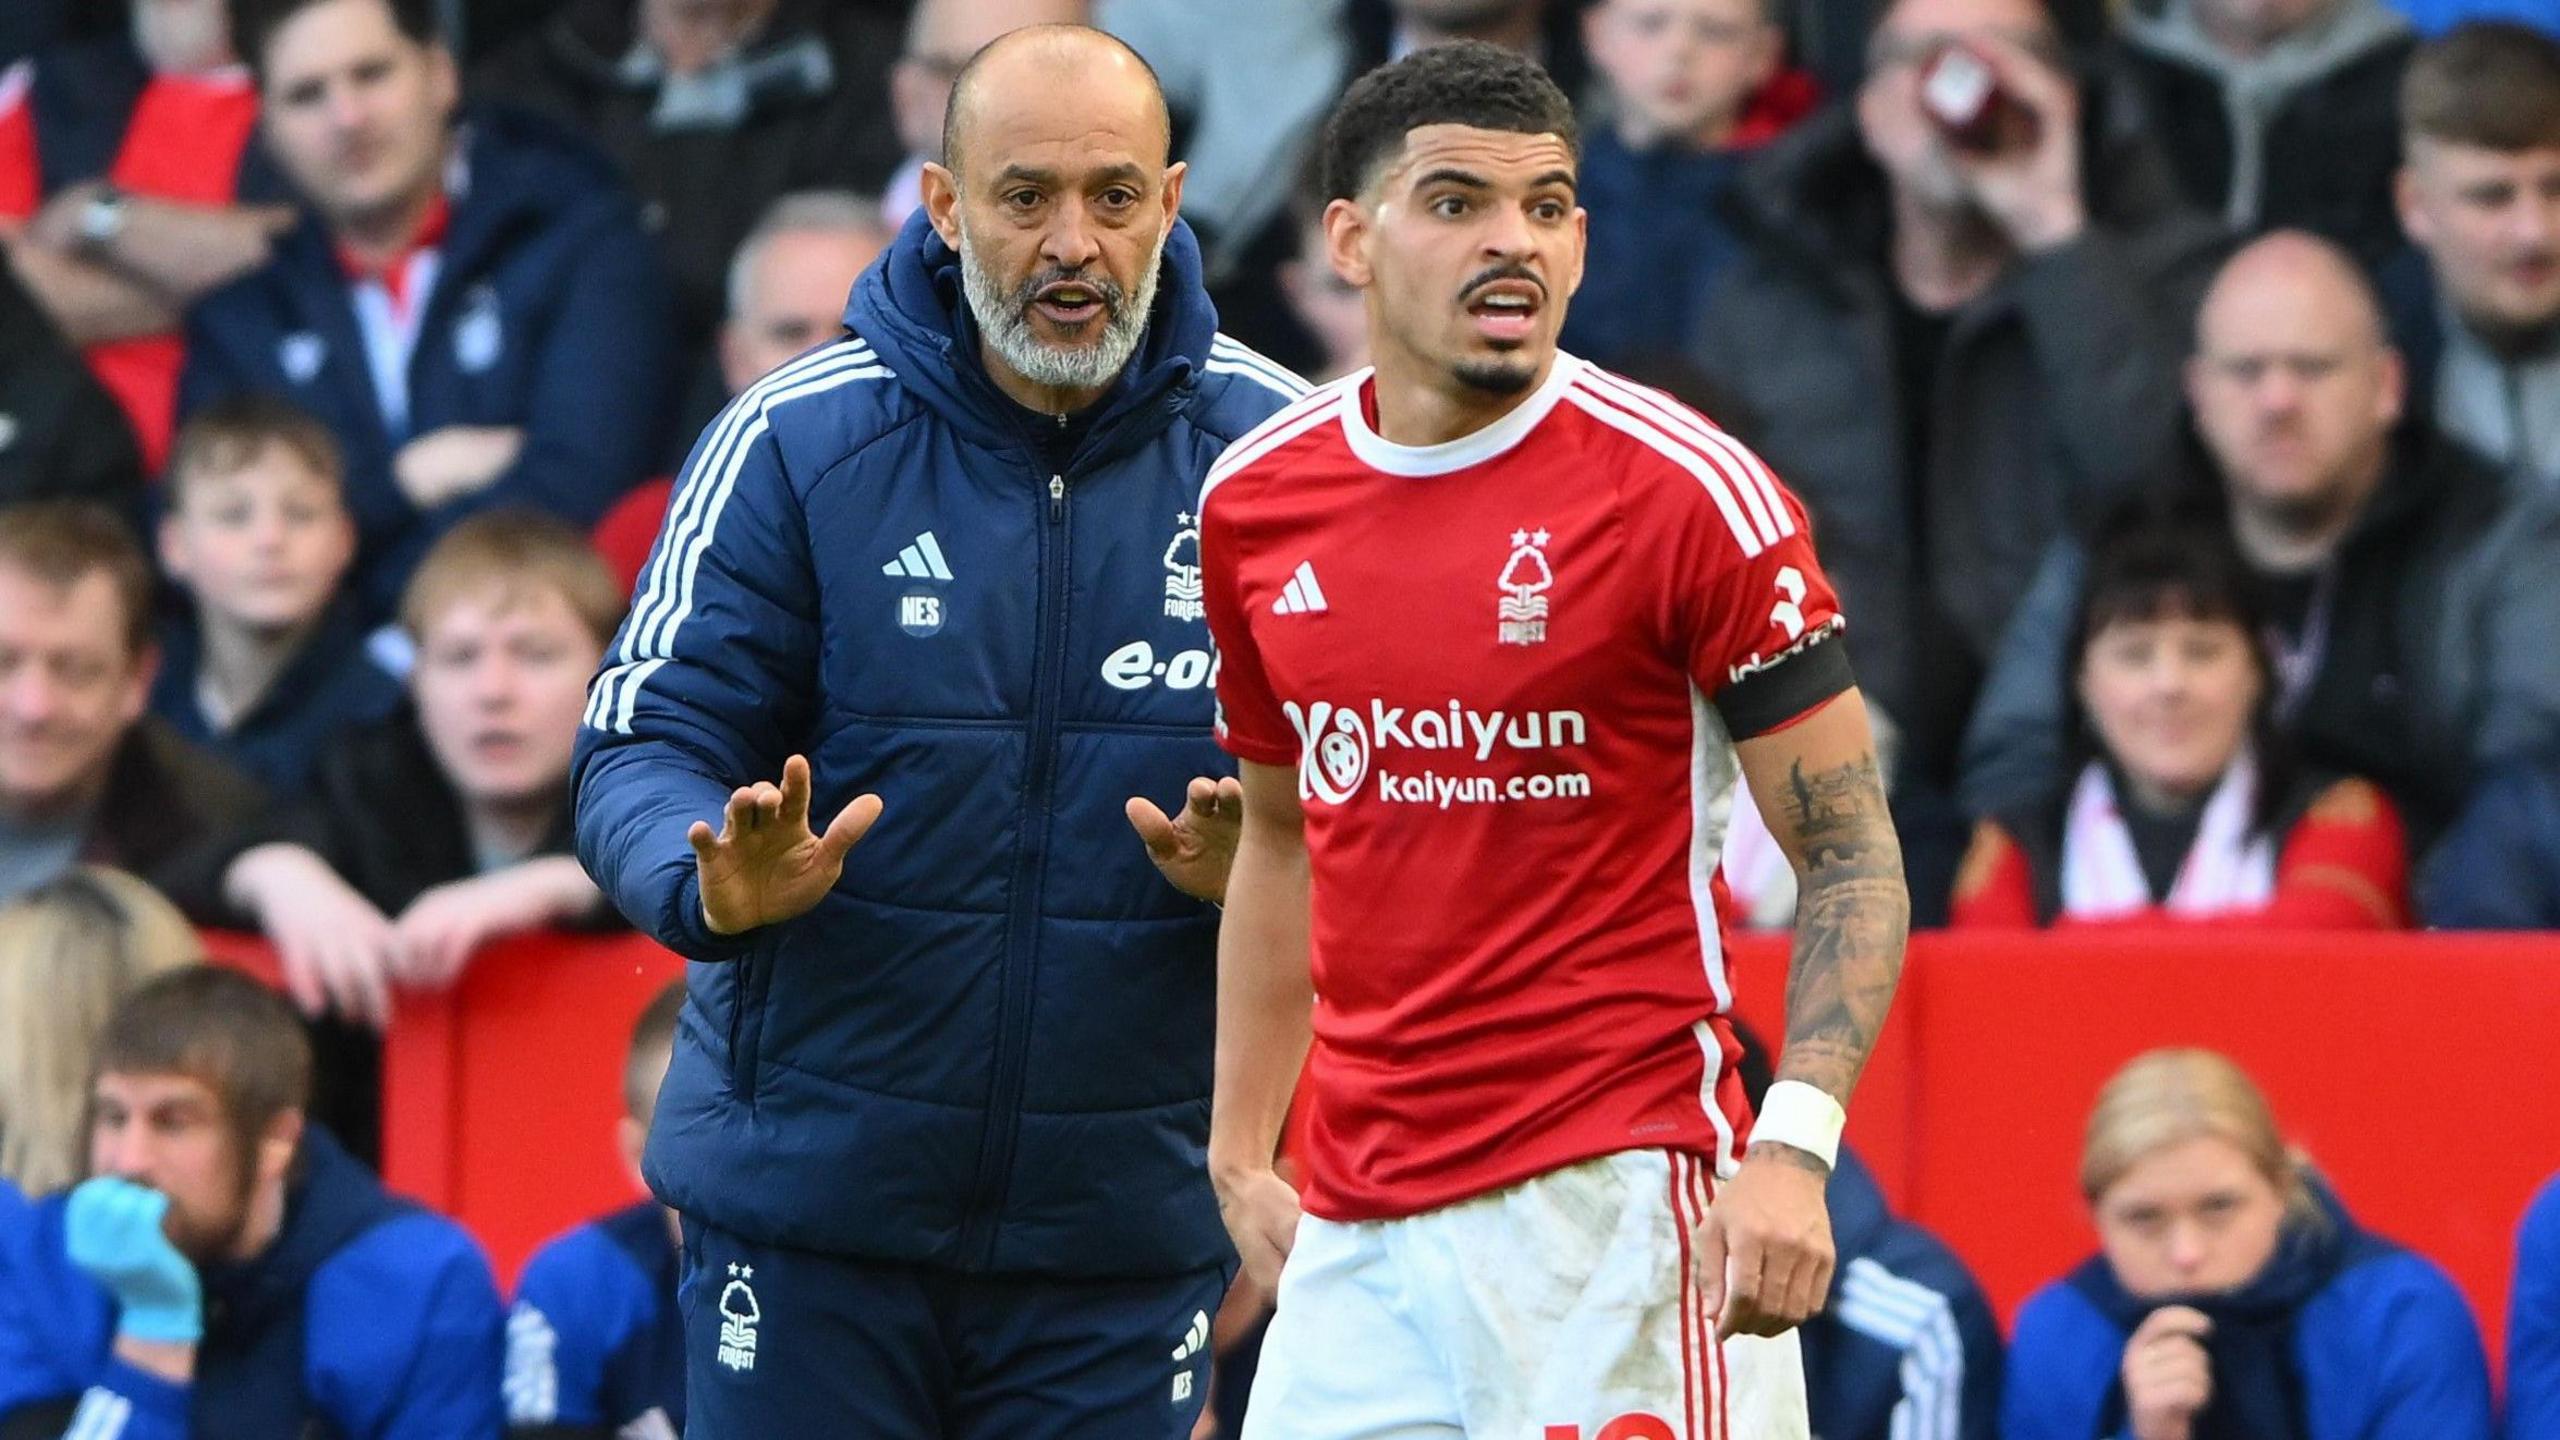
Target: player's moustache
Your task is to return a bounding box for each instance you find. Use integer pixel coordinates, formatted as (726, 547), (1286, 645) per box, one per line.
(1458, 264), (1546, 306)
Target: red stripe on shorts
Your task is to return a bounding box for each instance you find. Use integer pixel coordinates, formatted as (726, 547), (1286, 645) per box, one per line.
(1692, 1161), (1724, 1440)
(1668, 1151), (1701, 1440)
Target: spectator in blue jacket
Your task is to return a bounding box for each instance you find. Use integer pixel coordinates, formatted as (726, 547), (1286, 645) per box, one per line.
(572, 22), (1303, 1439)
(2004, 1048), (2493, 1440)
(1727, 1021), (2004, 1440)
(182, 0), (676, 618)
(2517, 1174), (2560, 1440)
(1810, 1148), (2005, 1440)
(0, 964), (505, 1438)
(2422, 755), (2560, 926)
(504, 979), (685, 1438)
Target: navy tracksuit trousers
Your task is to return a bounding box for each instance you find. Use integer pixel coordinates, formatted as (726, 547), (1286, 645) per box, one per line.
(680, 1216), (1231, 1437)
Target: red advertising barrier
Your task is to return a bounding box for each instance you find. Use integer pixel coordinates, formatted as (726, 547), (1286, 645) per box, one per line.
(203, 929), (2560, 1373)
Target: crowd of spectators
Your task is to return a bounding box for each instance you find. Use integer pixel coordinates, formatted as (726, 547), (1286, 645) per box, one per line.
(0, 0), (2553, 1433)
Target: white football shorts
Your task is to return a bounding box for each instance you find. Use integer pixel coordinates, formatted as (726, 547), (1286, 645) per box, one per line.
(1241, 1148), (1808, 1440)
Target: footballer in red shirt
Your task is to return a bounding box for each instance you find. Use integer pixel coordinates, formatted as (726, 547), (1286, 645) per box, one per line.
(1203, 42), (1910, 1440)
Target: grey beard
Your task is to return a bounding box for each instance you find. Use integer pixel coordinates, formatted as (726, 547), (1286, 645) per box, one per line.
(958, 225), (1164, 396)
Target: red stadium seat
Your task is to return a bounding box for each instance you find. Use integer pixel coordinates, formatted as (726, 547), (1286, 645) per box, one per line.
(592, 476), (675, 595)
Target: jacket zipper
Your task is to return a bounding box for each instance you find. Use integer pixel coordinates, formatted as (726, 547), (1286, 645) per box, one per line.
(963, 467), (1072, 1264)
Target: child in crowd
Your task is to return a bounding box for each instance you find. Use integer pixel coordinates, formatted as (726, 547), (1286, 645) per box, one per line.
(151, 395), (402, 794)
(212, 509), (625, 1163)
(505, 980), (686, 1438)
(1561, 0), (1807, 369)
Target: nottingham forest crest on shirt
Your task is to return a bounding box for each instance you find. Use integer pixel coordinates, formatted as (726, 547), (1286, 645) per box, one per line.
(1498, 528), (1554, 645)
(1164, 511), (1204, 622)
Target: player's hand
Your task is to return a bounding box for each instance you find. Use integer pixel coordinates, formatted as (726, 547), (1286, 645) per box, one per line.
(2121, 1304), (2215, 1440)
(230, 843), (400, 1029)
(1127, 776), (1244, 903)
(689, 754), (883, 935)
(391, 857), (602, 988)
(1699, 1145), (1835, 1338)
(1213, 1165), (1303, 1293)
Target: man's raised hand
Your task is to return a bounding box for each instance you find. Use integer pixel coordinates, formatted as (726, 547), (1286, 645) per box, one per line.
(1126, 775), (1245, 903)
(688, 755), (883, 935)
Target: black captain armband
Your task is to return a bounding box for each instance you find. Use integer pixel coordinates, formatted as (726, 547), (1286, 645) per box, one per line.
(1717, 623), (1854, 739)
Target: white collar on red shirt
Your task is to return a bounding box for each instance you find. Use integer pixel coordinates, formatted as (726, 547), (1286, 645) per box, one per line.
(1337, 351), (1585, 477)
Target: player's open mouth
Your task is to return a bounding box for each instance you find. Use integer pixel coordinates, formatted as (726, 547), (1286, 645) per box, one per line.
(1465, 282), (1542, 342)
(1032, 282), (1107, 327)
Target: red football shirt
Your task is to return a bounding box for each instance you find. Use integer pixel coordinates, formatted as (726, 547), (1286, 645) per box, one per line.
(1201, 352), (1851, 1222)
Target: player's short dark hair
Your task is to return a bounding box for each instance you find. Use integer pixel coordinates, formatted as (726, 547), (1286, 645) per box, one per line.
(2403, 22), (2560, 152)
(1319, 41), (1579, 204)
(95, 966), (313, 1146)
(234, 0), (441, 84)
(940, 24), (1169, 175)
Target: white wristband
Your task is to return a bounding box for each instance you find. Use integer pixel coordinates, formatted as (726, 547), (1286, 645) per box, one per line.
(1749, 1080), (1847, 1170)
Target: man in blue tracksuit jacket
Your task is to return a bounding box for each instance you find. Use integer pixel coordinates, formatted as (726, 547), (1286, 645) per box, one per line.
(0, 966), (505, 1440)
(2516, 1174), (2560, 1440)
(572, 24), (1304, 1438)
(181, 0), (674, 619)
(1801, 1149), (2004, 1440)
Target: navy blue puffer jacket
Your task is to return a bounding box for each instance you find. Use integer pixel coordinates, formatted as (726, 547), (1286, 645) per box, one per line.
(573, 209), (1305, 1278)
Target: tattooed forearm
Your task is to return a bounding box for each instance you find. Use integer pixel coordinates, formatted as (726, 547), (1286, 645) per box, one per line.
(1774, 751), (1909, 1104)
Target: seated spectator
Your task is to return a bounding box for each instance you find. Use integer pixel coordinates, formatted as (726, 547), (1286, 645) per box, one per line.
(882, 0), (1089, 228)
(504, 980), (684, 1438)
(0, 964), (505, 1437)
(718, 191), (888, 394)
(1346, 0), (1593, 99)
(0, 867), (198, 1196)
(2420, 753), (2560, 926)
(2517, 1174), (2560, 1440)
(184, 0), (676, 618)
(1690, 0), (2225, 813)
(2386, 22), (2560, 494)
(598, 187), (888, 590)
(0, 247), (142, 518)
(150, 396), (402, 794)
(473, 0), (903, 354)
(0, 0), (297, 469)
(0, 501), (264, 908)
(1728, 1018), (2004, 1438)
(1100, 0), (1349, 355)
(213, 510), (621, 1162)
(1952, 516), (2408, 927)
(2112, 0), (2414, 265)
(1811, 1146), (2007, 1438)
(1558, 0), (1790, 369)
(1274, 177), (1371, 386)
(1963, 231), (2560, 840)
(2003, 1048), (2492, 1440)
